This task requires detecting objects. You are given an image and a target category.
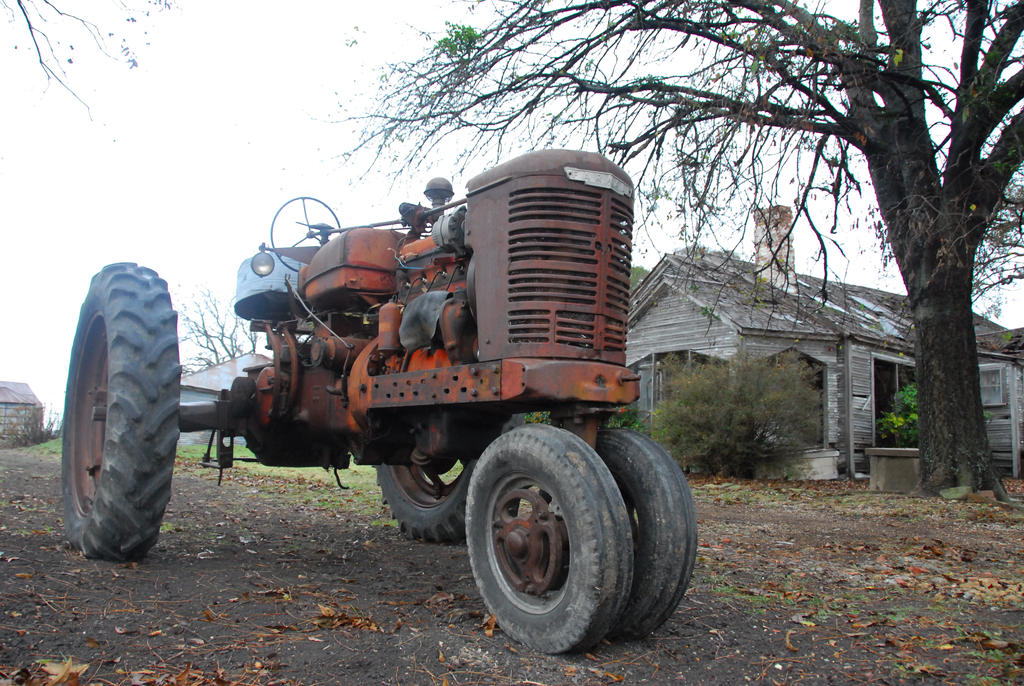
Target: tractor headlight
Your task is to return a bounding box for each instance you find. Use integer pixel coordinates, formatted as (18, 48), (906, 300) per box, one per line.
(251, 251), (276, 277)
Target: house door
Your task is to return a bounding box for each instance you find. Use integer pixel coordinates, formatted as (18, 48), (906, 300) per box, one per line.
(873, 358), (916, 446)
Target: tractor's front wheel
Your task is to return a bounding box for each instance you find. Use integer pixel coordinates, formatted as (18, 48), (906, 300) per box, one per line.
(62, 263), (180, 561)
(377, 453), (474, 543)
(596, 429), (698, 639)
(465, 425), (633, 653)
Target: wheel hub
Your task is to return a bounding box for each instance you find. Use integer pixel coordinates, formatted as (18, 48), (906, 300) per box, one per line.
(70, 315), (109, 517)
(492, 488), (569, 595)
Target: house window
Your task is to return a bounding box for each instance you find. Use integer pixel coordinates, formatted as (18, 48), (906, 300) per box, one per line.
(979, 366), (1005, 406)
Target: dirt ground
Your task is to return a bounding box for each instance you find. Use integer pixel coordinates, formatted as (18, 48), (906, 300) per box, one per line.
(1, 445), (1022, 686)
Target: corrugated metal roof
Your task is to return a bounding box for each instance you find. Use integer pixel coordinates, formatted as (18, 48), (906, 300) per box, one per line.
(0, 381), (42, 406)
(181, 353), (272, 391)
(631, 251), (1007, 348)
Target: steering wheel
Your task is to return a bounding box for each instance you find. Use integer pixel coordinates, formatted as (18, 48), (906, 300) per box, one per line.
(269, 197), (341, 253)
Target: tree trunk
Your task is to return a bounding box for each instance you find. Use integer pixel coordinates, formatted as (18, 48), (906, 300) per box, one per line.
(866, 132), (1007, 499)
(908, 264), (1006, 497)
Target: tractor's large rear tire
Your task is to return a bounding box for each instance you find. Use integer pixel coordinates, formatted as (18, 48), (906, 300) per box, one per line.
(62, 263), (180, 561)
(596, 429), (698, 639)
(377, 455), (474, 543)
(465, 424), (633, 653)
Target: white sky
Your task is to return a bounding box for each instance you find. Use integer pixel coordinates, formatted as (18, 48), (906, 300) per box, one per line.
(1, 1), (1021, 411)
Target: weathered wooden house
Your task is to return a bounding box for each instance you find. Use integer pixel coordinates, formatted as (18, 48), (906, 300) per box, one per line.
(0, 381), (43, 443)
(627, 221), (1022, 478)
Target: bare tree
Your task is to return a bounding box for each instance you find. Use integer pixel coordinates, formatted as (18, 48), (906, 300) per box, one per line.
(178, 288), (258, 374)
(357, 0), (1024, 498)
(976, 187), (1024, 315)
(4, 0), (166, 99)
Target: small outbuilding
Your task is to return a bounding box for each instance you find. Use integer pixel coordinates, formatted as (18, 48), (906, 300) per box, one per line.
(0, 381), (44, 444)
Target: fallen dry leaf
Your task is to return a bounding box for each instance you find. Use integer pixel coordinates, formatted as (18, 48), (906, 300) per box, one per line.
(312, 607), (381, 632)
(40, 657), (89, 684)
(483, 613), (497, 638)
(981, 638), (1010, 650)
(426, 591), (454, 606)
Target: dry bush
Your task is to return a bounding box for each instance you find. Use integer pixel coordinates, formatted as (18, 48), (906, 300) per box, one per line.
(653, 353), (820, 478)
(3, 406), (62, 448)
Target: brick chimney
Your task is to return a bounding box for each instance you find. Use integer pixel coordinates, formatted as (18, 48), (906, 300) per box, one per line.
(753, 205), (795, 291)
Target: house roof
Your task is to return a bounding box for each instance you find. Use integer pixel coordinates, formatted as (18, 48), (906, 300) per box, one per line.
(977, 327), (1024, 356)
(0, 381), (42, 406)
(181, 353), (272, 392)
(630, 250), (1008, 350)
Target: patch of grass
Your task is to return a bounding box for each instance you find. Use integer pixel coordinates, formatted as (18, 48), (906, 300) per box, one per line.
(174, 446), (390, 521)
(965, 677), (1006, 686)
(26, 438), (61, 457)
(701, 573), (777, 608)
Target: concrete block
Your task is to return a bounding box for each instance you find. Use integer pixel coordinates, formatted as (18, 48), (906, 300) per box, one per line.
(756, 448), (840, 480)
(866, 448), (920, 493)
(940, 485), (972, 500)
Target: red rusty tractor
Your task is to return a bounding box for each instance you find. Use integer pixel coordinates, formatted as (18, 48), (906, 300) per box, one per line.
(61, 150), (698, 653)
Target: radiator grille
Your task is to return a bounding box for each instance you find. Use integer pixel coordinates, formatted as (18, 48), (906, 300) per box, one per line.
(504, 186), (631, 353)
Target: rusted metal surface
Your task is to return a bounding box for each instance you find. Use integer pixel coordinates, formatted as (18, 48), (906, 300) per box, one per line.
(300, 227), (401, 309)
(377, 302), (403, 354)
(389, 452), (462, 505)
(68, 314), (108, 518)
(309, 333), (364, 373)
(364, 361), (503, 408)
(492, 485), (569, 595)
(439, 292), (477, 363)
(500, 359), (639, 405)
(253, 367), (276, 427)
(398, 236), (436, 262)
(465, 150), (633, 365)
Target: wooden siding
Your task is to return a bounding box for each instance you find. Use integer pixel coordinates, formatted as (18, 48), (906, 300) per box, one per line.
(826, 368), (841, 446)
(850, 344), (874, 396)
(1000, 363), (1022, 478)
(988, 410), (1014, 452)
(626, 291), (740, 365)
(740, 338), (839, 365)
(1015, 365), (1023, 477)
(852, 394), (874, 447)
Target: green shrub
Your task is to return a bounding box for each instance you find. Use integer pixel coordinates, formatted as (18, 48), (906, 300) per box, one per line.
(523, 411), (551, 424)
(603, 406), (648, 433)
(876, 384), (918, 448)
(522, 407), (648, 434)
(653, 352), (821, 478)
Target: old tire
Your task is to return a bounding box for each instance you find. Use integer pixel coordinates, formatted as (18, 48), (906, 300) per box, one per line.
(596, 429), (698, 639)
(62, 263), (180, 561)
(377, 455), (474, 543)
(466, 424), (633, 653)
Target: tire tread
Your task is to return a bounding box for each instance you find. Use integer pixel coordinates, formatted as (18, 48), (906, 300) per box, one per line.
(62, 263), (180, 562)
